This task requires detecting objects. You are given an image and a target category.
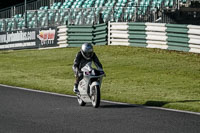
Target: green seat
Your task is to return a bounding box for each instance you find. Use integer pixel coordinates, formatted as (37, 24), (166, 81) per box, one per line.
(41, 17), (47, 27)
(7, 22), (12, 31)
(63, 2), (68, 6)
(44, 6), (48, 10)
(0, 22), (3, 31)
(28, 21), (33, 28)
(14, 14), (22, 18)
(27, 13), (34, 18)
(39, 6), (44, 10)
(164, 0), (169, 7)
(17, 21), (23, 29)
(64, 16), (68, 22)
(57, 2), (61, 6)
(151, 0), (157, 7)
(182, 0), (187, 3)
(48, 13), (55, 21)
(29, 21), (36, 28)
(169, 0), (174, 7)
(52, 3), (57, 7)
(54, 6), (59, 10)
(55, 13), (60, 23)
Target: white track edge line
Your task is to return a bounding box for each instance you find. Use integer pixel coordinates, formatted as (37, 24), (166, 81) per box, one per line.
(0, 84), (76, 98)
(101, 100), (200, 116)
(1, 84), (200, 116)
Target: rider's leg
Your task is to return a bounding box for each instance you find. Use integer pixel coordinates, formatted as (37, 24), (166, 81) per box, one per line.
(73, 72), (83, 93)
(74, 76), (79, 88)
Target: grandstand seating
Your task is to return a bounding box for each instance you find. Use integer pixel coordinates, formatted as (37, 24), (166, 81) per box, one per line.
(0, 0), (189, 32)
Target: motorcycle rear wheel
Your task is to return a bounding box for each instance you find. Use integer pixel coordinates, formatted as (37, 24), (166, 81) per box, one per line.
(91, 85), (101, 108)
(77, 95), (86, 106)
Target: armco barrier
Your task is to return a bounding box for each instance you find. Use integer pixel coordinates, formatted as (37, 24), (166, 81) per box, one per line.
(108, 22), (200, 54)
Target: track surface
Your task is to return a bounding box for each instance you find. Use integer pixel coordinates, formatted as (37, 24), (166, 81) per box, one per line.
(0, 85), (200, 133)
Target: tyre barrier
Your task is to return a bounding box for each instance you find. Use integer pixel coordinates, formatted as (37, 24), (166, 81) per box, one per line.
(66, 23), (108, 47)
(57, 25), (68, 47)
(57, 22), (200, 54)
(108, 22), (129, 46)
(188, 25), (200, 53)
(93, 23), (107, 46)
(129, 22), (147, 47)
(68, 25), (93, 47)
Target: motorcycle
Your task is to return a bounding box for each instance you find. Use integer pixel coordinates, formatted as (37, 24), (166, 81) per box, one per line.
(76, 62), (105, 108)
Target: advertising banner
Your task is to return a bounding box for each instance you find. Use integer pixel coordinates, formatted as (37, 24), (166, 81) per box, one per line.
(36, 27), (58, 48)
(0, 26), (57, 50)
(0, 29), (37, 50)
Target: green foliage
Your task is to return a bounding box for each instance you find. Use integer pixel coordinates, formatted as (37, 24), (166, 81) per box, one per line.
(0, 46), (200, 112)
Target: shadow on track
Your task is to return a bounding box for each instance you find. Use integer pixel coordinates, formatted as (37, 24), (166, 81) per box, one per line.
(100, 104), (137, 108)
(100, 100), (200, 109)
(144, 100), (200, 107)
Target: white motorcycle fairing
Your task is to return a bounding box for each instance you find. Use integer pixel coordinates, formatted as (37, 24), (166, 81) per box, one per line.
(76, 62), (104, 108)
(90, 81), (100, 96)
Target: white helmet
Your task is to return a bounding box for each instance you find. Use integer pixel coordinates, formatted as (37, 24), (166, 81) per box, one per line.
(81, 43), (94, 60)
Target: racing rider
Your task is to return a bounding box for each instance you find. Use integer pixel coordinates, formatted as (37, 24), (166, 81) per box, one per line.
(72, 43), (103, 93)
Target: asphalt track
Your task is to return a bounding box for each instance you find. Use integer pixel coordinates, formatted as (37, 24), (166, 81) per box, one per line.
(0, 85), (200, 133)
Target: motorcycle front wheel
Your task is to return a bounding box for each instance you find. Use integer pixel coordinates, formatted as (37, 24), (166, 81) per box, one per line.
(91, 85), (101, 108)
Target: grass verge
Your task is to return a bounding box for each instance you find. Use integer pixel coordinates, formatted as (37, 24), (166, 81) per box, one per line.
(0, 46), (200, 112)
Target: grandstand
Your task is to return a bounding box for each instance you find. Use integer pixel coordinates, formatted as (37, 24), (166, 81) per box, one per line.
(0, 0), (200, 32)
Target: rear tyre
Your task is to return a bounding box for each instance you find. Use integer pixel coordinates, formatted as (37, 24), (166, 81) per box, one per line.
(91, 85), (100, 108)
(77, 95), (86, 106)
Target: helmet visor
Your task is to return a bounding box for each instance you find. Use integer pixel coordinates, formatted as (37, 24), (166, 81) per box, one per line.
(85, 51), (93, 58)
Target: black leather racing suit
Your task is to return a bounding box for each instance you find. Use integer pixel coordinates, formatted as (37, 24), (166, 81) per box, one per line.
(72, 51), (103, 86)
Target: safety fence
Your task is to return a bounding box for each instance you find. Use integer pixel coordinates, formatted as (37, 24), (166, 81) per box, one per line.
(108, 22), (200, 53)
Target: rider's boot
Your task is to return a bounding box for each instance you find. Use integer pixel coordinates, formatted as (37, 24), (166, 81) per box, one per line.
(73, 83), (79, 93)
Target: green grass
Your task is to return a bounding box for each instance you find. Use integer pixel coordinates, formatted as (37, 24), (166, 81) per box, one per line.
(0, 46), (200, 112)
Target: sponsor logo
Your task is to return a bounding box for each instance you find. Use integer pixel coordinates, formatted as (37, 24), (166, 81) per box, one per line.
(37, 28), (55, 45)
(79, 81), (86, 90)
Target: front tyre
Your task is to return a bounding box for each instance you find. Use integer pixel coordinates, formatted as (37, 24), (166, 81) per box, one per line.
(77, 95), (86, 106)
(91, 85), (101, 108)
